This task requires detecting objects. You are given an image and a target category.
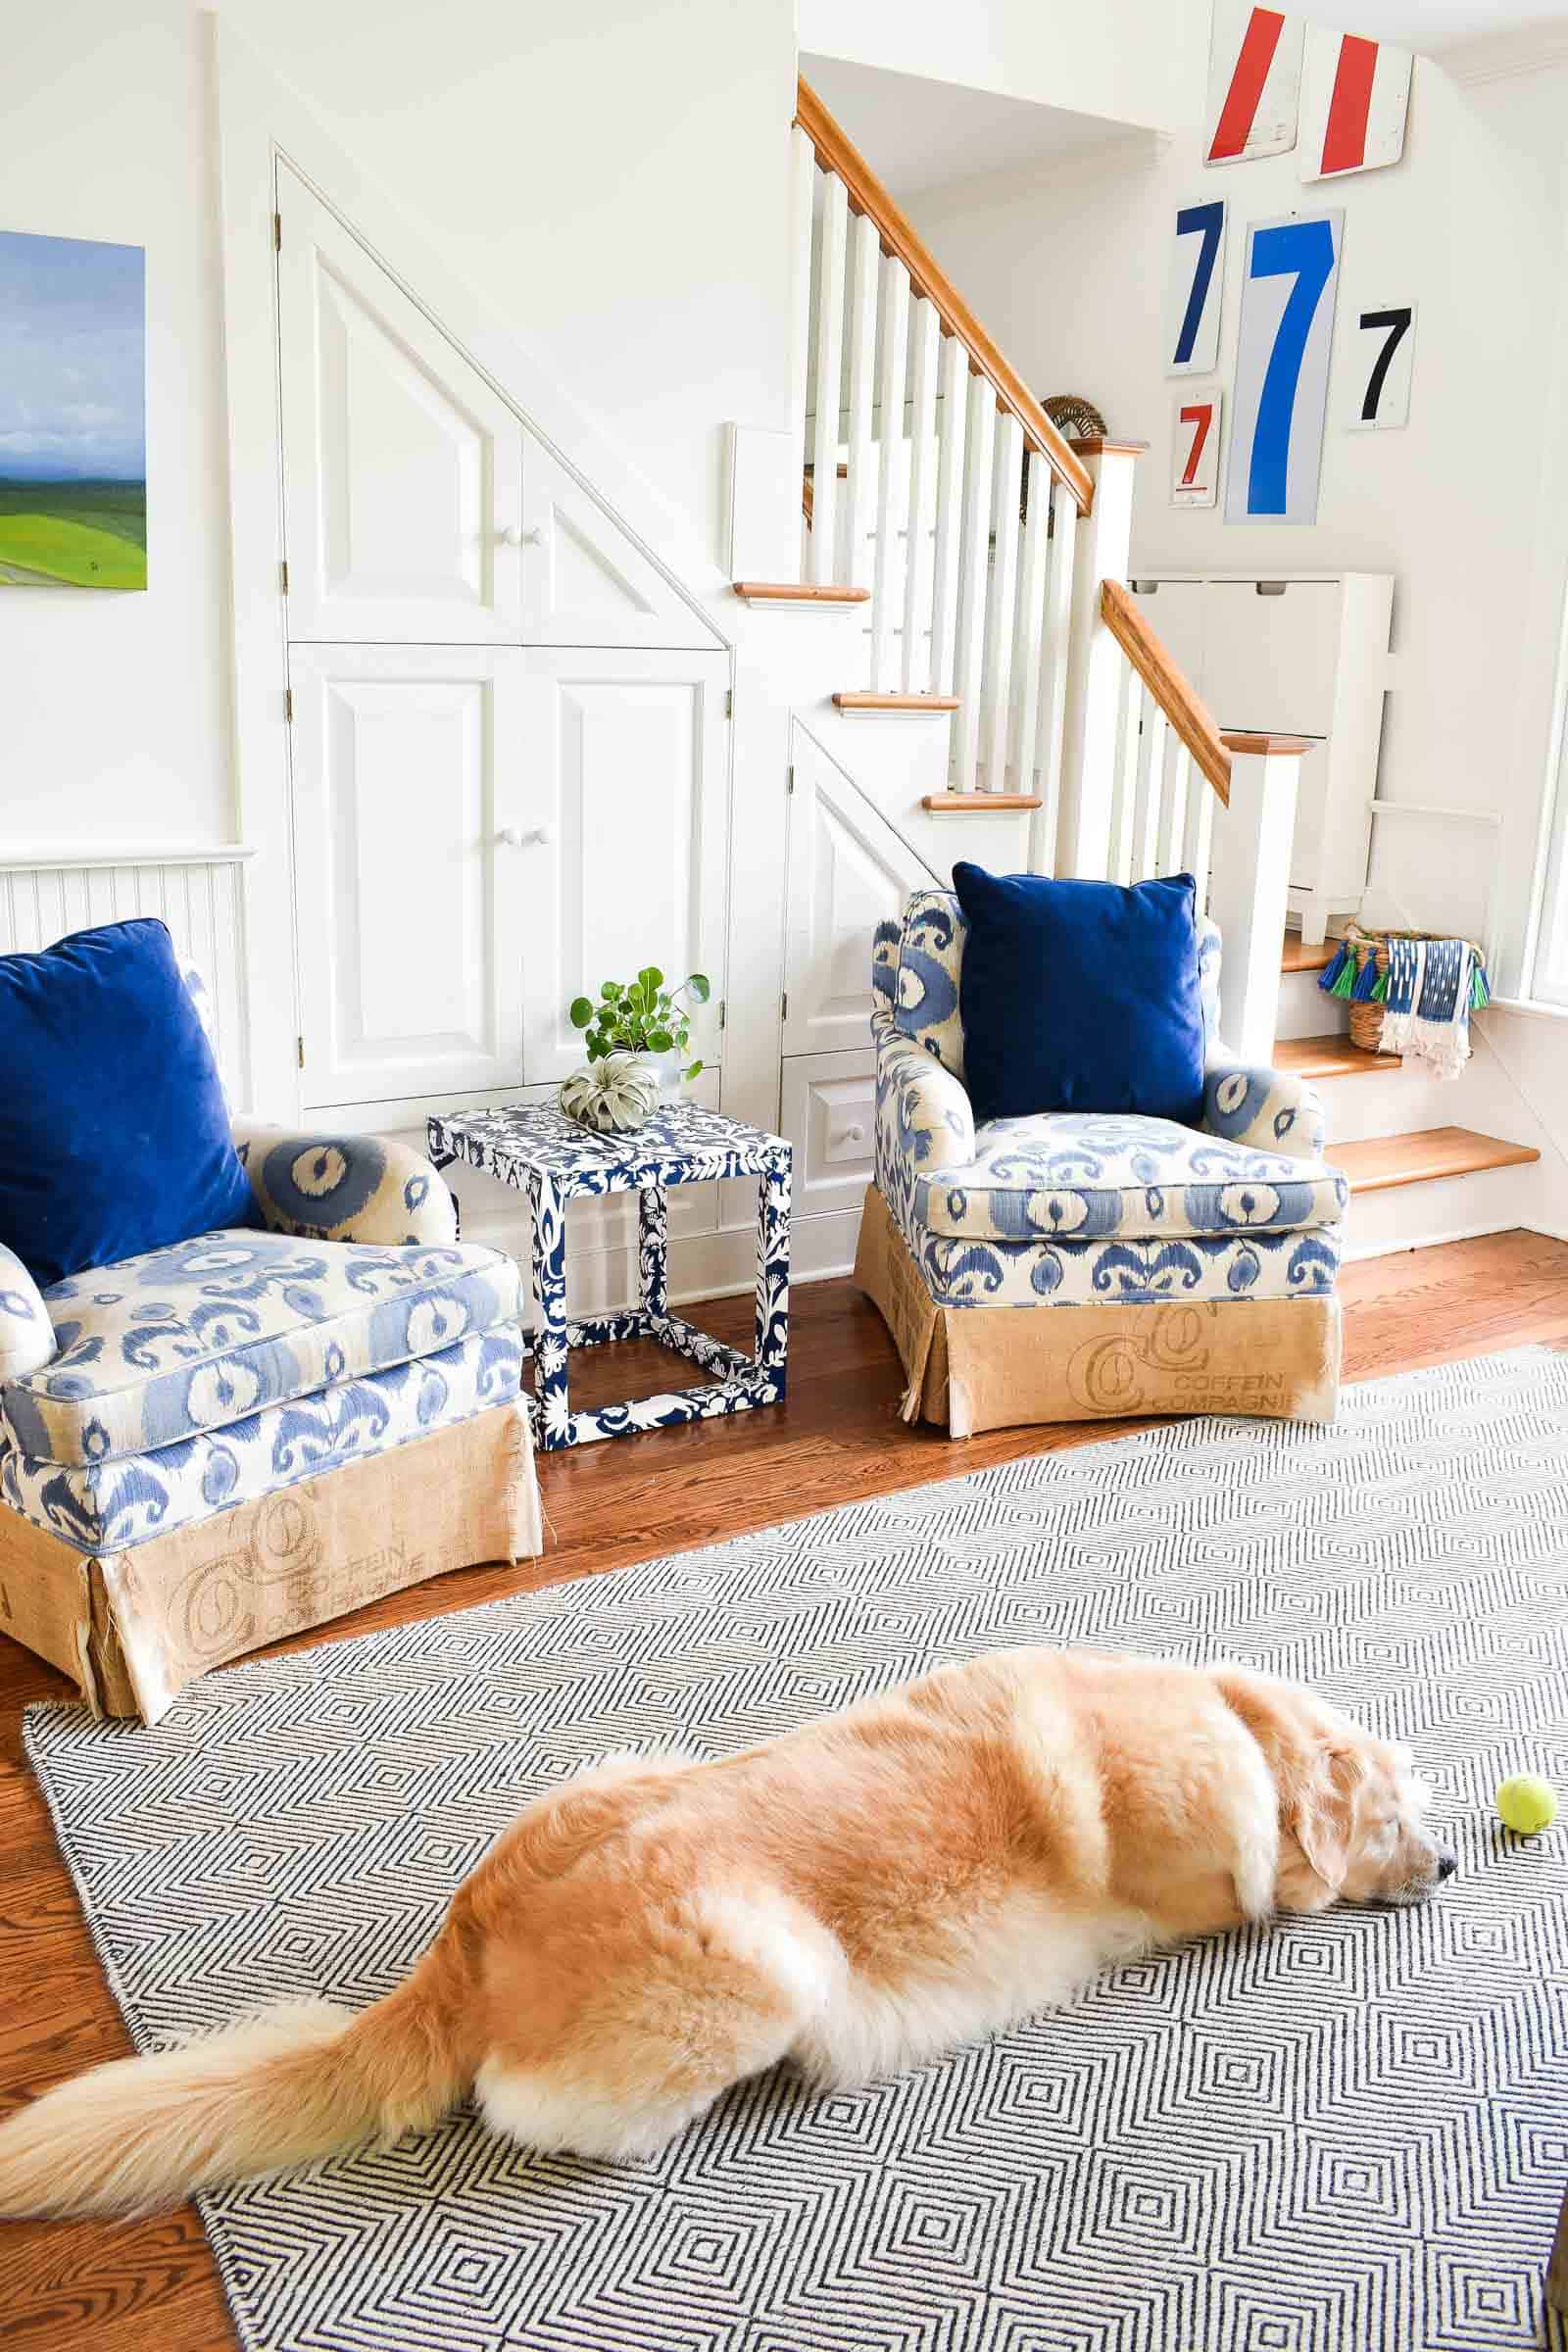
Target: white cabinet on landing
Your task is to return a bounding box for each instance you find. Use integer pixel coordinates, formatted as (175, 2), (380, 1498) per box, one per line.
(276, 168), (527, 646)
(519, 648), (731, 1086)
(1130, 571), (1394, 945)
(289, 643), (529, 1108)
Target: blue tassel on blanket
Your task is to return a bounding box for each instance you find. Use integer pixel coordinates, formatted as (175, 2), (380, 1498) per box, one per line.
(1351, 954), (1381, 1002)
(1317, 941), (1349, 997)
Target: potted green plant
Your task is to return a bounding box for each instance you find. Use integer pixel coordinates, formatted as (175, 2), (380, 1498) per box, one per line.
(568, 966), (710, 1097)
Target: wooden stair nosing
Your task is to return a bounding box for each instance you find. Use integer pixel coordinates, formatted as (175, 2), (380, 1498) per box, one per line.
(832, 692), (960, 713)
(732, 580), (869, 605)
(1332, 1126), (1540, 1197)
(1275, 1035), (1399, 1080)
(1281, 932), (1336, 974)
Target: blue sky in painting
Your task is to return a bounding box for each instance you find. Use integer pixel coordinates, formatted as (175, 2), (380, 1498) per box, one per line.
(0, 230), (146, 484)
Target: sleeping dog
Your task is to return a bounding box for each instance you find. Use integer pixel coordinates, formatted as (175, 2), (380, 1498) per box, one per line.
(0, 1648), (1453, 2218)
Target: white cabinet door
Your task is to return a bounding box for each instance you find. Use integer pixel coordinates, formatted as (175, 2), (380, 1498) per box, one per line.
(1200, 580), (1341, 738)
(277, 167), (526, 644)
(1131, 580), (1210, 702)
(521, 434), (719, 651)
(784, 725), (933, 1058)
(289, 644), (527, 1106)
(520, 649), (730, 1085)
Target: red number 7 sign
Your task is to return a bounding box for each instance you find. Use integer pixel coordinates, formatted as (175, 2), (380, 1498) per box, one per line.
(1172, 391), (1221, 506)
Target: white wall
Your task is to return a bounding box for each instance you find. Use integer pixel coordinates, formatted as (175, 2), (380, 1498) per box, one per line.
(906, 52), (1568, 985)
(799, 0), (1209, 134)
(1, 0), (795, 862)
(2, 5), (233, 848)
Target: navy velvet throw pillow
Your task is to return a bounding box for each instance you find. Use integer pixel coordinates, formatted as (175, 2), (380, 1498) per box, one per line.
(0, 917), (257, 1289)
(951, 864), (1205, 1126)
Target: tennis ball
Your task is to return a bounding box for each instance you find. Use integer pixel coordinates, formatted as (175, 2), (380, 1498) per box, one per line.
(1494, 1774), (1558, 1837)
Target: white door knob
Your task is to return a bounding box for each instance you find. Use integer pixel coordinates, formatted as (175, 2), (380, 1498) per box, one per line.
(497, 824), (551, 848)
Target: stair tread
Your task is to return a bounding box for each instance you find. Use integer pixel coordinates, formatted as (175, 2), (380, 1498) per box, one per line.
(732, 580), (870, 604)
(1276, 1034), (1399, 1079)
(1331, 1126), (1540, 1195)
(1282, 932), (1336, 974)
(833, 692), (960, 710)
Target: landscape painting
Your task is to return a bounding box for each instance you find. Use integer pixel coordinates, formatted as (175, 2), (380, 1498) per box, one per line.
(0, 229), (147, 591)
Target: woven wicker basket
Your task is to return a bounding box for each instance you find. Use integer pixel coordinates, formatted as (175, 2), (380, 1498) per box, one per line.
(1337, 923), (1483, 1054)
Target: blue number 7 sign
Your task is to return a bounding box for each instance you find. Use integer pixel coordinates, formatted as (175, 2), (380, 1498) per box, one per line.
(1166, 199), (1227, 375)
(1226, 209), (1344, 522)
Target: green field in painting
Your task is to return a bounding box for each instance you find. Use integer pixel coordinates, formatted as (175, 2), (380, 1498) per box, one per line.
(0, 479), (147, 589)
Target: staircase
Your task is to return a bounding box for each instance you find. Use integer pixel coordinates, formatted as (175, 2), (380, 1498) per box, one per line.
(737, 75), (1546, 1269)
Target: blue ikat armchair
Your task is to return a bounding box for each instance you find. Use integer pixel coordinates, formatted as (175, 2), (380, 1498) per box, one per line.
(855, 891), (1346, 1437)
(0, 964), (541, 1722)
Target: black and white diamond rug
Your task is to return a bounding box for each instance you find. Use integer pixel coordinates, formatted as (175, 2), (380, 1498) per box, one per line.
(25, 1348), (1568, 2352)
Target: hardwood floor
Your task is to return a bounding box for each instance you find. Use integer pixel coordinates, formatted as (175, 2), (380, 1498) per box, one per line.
(2, 1227), (1567, 2347)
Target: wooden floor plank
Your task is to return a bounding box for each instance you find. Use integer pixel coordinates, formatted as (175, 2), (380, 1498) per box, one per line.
(2, 1229), (1566, 2348)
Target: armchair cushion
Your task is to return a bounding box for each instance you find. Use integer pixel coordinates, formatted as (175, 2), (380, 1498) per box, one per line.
(0, 918), (256, 1287)
(1202, 1062), (1328, 1164)
(951, 865), (1205, 1126)
(1, 1229), (520, 1467)
(914, 1111), (1347, 1246)
(234, 1124), (458, 1247)
(0, 1245), (54, 1382)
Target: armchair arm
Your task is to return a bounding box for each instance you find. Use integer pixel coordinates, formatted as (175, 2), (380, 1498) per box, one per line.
(873, 1010), (977, 1213)
(1201, 1056), (1327, 1164)
(233, 1123), (458, 1247)
(0, 1244), (56, 1381)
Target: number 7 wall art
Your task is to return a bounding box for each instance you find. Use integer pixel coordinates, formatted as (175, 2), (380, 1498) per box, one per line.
(1165, 199), (1227, 375)
(1172, 392), (1222, 507)
(1226, 208), (1344, 524)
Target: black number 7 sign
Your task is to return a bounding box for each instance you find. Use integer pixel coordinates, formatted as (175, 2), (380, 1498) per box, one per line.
(1350, 303), (1415, 429)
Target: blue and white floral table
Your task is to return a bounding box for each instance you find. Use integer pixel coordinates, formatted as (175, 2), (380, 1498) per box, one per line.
(426, 1102), (792, 1451)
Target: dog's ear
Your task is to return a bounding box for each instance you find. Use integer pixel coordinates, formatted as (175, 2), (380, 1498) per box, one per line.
(1289, 1741), (1363, 1893)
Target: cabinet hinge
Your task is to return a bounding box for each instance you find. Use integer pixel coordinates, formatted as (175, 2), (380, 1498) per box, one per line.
(718, 998), (726, 1032)
(724, 687), (734, 719)
(284, 686), (294, 723)
(781, 991), (789, 1022)
(786, 764), (795, 797)
(296, 1035), (305, 1069)
(280, 559), (289, 596)
(273, 211), (282, 253)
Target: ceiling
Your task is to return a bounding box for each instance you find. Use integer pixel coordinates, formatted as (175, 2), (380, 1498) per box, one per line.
(1295, 1), (1567, 41)
(799, 54), (1137, 201)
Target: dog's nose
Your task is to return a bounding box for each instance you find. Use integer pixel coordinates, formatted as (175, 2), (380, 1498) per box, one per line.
(1436, 1851), (1457, 1881)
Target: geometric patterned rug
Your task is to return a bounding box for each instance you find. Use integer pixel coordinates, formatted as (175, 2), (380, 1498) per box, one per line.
(24, 1348), (1568, 2352)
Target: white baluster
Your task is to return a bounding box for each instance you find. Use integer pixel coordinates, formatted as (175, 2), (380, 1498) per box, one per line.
(788, 125), (816, 580)
(1009, 450), (1051, 803)
(1110, 667), (1144, 887)
(952, 376), (996, 792)
(870, 256), (910, 692)
(981, 412), (1024, 791)
(1191, 760), (1217, 910)
(1137, 708), (1167, 880)
(1028, 484), (1078, 876)
(928, 333), (969, 697)
(841, 210), (879, 592)
(1163, 744), (1192, 877)
(901, 299), (941, 694)
(808, 172), (847, 586)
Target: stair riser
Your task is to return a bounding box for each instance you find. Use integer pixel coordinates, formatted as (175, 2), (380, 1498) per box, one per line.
(1275, 966), (1348, 1042)
(1313, 1068), (1470, 1146)
(1343, 1159), (1545, 1258)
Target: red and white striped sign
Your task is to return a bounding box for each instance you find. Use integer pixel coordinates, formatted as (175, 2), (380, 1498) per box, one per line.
(1204, 2), (1303, 167)
(1299, 27), (1412, 180)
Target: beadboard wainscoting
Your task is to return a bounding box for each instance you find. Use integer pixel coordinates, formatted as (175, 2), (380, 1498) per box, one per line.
(0, 851), (254, 1106)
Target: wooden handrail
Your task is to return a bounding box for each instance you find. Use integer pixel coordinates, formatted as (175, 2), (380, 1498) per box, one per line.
(795, 77), (1095, 517)
(1100, 579), (1232, 805)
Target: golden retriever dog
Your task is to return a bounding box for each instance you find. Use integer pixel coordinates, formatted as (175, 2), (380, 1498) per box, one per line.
(0, 1649), (1453, 2220)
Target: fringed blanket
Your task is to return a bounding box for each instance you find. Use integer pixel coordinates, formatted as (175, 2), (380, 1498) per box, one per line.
(1319, 933), (1490, 1079)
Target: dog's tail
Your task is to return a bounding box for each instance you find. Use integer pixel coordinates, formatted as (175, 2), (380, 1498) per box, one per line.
(0, 1942), (472, 2221)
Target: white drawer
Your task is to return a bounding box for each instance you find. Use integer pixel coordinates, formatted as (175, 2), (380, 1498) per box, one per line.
(1200, 579), (1342, 739)
(780, 1051), (876, 1219)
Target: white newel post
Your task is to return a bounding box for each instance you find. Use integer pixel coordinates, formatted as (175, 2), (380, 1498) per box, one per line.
(1207, 735), (1309, 1064)
(1055, 442), (1142, 879)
